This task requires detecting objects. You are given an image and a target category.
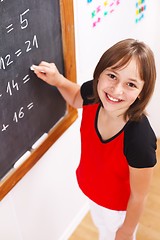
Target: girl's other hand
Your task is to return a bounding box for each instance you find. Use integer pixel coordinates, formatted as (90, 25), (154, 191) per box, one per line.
(115, 226), (134, 240)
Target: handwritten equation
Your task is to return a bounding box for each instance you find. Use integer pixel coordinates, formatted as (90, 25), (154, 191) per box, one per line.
(0, 8), (38, 133)
(86, 0), (121, 28)
(0, 35), (38, 70)
(2, 103), (34, 132)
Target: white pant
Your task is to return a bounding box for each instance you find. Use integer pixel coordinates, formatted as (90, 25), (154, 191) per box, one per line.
(89, 200), (137, 240)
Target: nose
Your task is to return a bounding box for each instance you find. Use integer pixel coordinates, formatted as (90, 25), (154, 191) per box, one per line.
(111, 83), (124, 95)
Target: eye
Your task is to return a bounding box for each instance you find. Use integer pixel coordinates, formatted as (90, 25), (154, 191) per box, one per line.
(127, 82), (137, 88)
(108, 74), (116, 80)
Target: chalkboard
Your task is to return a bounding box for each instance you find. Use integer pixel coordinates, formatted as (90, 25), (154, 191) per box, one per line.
(0, 0), (77, 200)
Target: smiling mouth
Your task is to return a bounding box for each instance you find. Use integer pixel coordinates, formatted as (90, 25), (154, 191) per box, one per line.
(106, 93), (123, 103)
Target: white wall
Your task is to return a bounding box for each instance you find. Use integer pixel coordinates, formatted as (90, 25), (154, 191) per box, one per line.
(0, 1), (160, 240)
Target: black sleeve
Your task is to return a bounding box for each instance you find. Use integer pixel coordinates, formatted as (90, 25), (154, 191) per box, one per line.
(124, 116), (157, 168)
(80, 80), (94, 105)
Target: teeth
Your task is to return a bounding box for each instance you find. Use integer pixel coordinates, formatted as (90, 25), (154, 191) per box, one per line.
(107, 94), (120, 102)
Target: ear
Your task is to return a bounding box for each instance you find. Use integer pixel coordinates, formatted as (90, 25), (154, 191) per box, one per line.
(137, 95), (141, 100)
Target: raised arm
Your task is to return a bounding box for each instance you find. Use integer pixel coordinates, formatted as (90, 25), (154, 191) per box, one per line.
(32, 61), (83, 109)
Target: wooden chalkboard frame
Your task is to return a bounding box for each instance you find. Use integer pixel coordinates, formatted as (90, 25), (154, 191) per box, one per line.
(0, 0), (77, 201)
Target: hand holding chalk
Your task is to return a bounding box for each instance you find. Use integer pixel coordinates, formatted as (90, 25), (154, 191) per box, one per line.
(30, 61), (66, 87)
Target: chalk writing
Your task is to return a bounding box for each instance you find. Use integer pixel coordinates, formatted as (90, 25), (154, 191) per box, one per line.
(4, 9), (30, 36)
(0, 35), (39, 70)
(27, 102), (34, 110)
(6, 24), (14, 33)
(0, 72), (31, 99)
(0, 8), (36, 133)
(13, 107), (25, 123)
(1, 102), (34, 132)
(23, 74), (30, 84)
(6, 80), (19, 96)
(20, 9), (30, 29)
(2, 124), (9, 132)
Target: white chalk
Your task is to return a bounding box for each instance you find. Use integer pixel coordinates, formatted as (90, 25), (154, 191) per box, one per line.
(32, 133), (48, 149)
(30, 65), (45, 73)
(30, 66), (34, 71)
(14, 151), (31, 168)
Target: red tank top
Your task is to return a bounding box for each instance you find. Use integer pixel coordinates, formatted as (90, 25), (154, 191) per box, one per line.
(76, 103), (130, 210)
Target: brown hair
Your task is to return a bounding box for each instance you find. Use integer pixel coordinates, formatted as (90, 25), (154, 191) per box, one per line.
(93, 38), (156, 121)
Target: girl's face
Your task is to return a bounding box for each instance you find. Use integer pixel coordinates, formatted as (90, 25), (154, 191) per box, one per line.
(97, 58), (144, 117)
